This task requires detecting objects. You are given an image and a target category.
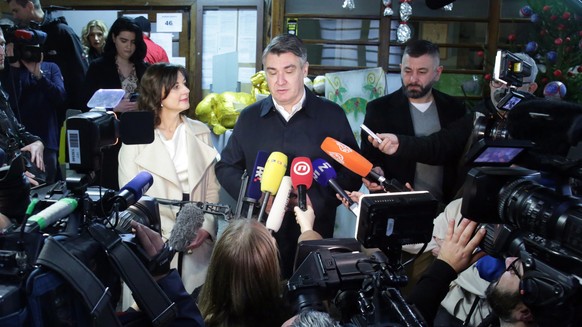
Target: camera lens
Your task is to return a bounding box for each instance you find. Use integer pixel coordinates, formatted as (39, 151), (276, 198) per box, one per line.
(498, 179), (582, 257)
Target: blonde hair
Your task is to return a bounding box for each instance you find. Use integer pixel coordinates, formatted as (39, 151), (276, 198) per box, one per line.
(198, 219), (286, 327)
(81, 19), (108, 49)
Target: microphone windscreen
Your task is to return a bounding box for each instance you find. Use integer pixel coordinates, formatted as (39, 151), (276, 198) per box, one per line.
(320, 137), (372, 177)
(312, 158), (337, 187)
(120, 111), (155, 145)
(168, 203), (205, 252)
(120, 171), (154, 200)
(290, 157), (313, 189)
(246, 150), (269, 200)
(265, 176), (292, 232)
(425, 0), (455, 9)
(261, 151), (288, 194)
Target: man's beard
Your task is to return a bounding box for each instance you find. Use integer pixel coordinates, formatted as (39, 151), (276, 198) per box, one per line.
(485, 281), (522, 323)
(402, 80), (434, 99)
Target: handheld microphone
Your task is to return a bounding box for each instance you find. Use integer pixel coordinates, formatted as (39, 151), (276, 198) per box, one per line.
(24, 198), (78, 232)
(115, 171), (154, 211)
(265, 176), (293, 233)
(312, 158), (359, 217)
(290, 157), (313, 211)
(246, 150), (269, 201)
(257, 151), (288, 222)
(320, 137), (404, 192)
(168, 203), (206, 252)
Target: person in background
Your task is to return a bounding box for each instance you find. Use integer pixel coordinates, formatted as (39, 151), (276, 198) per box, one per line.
(81, 19), (107, 63)
(0, 27), (44, 186)
(361, 39), (467, 205)
(1, 31), (66, 184)
(215, 34), (362, 278)
(133, 16), (169, 64)
(6, 0), (88, 112)
(118, 63), (219, 295)
(83, 16), (148, 190)
(198, 218), (290, 327)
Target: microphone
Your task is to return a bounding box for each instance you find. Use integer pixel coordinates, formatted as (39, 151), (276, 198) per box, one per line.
(168, 203), (206, 252)
(24, 198), (78, 232)
(257, 151), (288, 222)
(425, 0), (455, 10)
(0, 148), (5, 166)
(265, 176), (293, 233)
(320, 137), (404, 192)
(312, 158), (359, 217)
(246, 151), (269, 201)
(115, 171), (154, 211)
(290, 157), (313, 211)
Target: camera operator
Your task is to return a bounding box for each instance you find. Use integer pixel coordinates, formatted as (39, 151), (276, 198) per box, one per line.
(0, 27), (45, 186)
(481, 258), (535, 327)
(121, 220), (205, 327)
(0, 21), (66, 184)
(291, 203), (486, 326)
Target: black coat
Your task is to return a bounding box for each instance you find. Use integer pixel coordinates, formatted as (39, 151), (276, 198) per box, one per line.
(361, 87), (469, 203)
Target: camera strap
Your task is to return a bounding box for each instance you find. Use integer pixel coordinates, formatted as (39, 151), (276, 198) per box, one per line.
(88, 223), (177, 327)
(36, 236), (122, 326)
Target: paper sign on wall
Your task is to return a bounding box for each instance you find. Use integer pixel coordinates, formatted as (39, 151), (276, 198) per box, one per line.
(156, 13), (182, 32)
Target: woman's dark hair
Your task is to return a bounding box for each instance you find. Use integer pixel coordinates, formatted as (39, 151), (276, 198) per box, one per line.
(103, 17), (146, 63)
(138, 63), (189, 127)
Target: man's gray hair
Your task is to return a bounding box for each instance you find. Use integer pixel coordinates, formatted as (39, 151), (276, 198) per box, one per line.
(262, 34), (308, 67)
(290, 310), (340, 327)
(514, 52), (538, 83)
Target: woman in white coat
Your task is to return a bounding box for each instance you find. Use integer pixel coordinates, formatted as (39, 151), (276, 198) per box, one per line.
(118, 63), (220, 294)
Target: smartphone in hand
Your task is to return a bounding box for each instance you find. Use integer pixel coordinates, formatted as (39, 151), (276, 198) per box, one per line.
(361, 124), (382, 143)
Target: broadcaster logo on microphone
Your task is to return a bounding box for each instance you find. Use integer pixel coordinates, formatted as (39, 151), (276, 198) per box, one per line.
(292, 160), (312, 176)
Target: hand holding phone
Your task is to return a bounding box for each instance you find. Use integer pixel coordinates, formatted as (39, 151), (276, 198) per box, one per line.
(361, 124), (382, 143)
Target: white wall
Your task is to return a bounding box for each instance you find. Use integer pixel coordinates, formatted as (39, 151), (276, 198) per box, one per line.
(52, 10), (119, 38)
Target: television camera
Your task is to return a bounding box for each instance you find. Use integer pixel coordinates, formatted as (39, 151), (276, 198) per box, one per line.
(461, 94), (582, 325)
(287, 191), (438, 326)
(472, 50), (536, 142)
(0, 24), (47, 63)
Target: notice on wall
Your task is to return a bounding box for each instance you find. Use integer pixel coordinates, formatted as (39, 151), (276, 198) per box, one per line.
(156, 13), (182, 32)
(150, 32), (173, 57)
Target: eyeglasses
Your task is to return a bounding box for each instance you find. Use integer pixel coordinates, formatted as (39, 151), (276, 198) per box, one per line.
(506, 258), (523, 279)
(490, 79), (530, 89)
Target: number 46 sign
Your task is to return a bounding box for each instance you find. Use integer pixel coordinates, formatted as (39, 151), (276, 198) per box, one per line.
(156, 13), (182, 32)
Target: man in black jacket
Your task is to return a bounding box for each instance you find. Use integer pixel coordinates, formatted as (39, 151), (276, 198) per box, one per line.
(7, 0), (88, 113)
(361, 40), (468, 205)
(215, 34), (362, 278)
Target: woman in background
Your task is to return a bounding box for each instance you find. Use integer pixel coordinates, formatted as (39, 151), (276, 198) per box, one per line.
(118, 63), (220, 295)
(83, 16), (147, 190)
(81, 19), (107, 63)
(198, 219), (289, 327)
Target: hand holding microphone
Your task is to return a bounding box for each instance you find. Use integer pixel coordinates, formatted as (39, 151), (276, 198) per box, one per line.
(320, 137), (405, 192)
(290, 157), (313, 211)
(312, 158), (359, 216)
(293, 205), (315, 234)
